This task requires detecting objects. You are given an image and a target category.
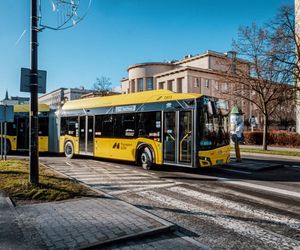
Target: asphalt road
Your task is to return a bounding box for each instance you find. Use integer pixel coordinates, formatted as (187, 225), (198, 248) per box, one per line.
(11, 153), (300, 249)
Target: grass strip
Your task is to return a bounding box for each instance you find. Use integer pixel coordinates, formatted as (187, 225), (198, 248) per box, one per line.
(0, 160), (94, 204)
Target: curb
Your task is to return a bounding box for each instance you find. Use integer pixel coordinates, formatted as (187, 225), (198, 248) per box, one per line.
(82, 225), (175, 249)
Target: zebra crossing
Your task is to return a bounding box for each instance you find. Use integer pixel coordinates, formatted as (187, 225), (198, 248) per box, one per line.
(136, 187), (300, 249)
(46, 159), (180, 195)
(44, 158), (300, 249)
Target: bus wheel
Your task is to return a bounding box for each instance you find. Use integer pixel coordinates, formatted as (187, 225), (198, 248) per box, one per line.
(140, 147), (153, 170)
(64, 141), (74, 159)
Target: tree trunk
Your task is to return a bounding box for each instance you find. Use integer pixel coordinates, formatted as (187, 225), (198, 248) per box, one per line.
(262, 114), (268, 150)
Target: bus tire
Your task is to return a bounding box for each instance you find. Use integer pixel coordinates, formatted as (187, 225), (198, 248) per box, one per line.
(64, 141), (74, 159)
(140, 147), (153, 170)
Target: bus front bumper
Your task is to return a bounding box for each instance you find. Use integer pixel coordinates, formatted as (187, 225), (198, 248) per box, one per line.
(198, 145), (231, 167)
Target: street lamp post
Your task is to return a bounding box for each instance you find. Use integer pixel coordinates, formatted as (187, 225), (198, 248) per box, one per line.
(29, 0), (39, 185)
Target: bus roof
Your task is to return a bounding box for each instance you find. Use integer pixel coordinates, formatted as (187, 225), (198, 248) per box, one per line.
(14, 104), (50, 113)
(62, 90), (202, 111)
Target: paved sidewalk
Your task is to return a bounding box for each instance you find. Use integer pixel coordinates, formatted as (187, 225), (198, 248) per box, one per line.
(227, 159), (284, 171)
(0, 189), (201, 249)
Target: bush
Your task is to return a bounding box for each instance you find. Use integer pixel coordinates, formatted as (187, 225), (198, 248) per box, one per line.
(244, 130), (300, 147)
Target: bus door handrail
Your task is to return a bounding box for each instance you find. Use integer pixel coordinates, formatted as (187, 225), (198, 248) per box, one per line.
(179, 131), (192, 161)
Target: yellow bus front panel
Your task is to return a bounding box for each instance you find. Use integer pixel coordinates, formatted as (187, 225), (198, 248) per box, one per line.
(198, 145), (231, 167)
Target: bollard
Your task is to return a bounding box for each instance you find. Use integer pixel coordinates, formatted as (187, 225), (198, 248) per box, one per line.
(232, 135), (241, 162)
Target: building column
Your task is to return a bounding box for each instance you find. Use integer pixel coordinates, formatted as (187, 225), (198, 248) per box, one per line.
(144, 77), (147, 91)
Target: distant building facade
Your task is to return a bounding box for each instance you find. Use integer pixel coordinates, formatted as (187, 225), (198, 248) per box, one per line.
(1, 90), (29, 105)
(121, 50), (257, 124)
(39, 88), (93, 109)
(120, 50), (294, 130)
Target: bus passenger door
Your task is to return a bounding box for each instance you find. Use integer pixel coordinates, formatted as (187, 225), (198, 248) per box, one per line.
(178, 111), (192, 165)
(79, 116), (86, 154)
(163, 112), (176, 163)
(163, 110), (193, 166)
(79, 116), (94, 156)
(87, 116), (94, 155)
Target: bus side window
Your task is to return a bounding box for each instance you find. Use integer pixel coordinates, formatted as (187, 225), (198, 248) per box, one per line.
(61, 117), (68, 135)
(39, 117), (49, 136)
(95, 115), (103, 137)
(102, 115), (114, 137)
(122, 113), (136, 137)
(137, 112), (161, 139)
(68, 117), (78, 136)
(7, 122), (17, 136)
(61, 117), (78, 136)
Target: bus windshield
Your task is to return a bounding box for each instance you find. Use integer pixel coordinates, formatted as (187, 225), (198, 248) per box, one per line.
(199, 100), (230, 150)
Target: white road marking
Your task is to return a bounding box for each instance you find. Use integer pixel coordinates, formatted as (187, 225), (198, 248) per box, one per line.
(169, 186), (300, 229)
(79, 179), (173, 185)
(139, 190), (300, 249)
(290, 165), (300, 170)
(222, 169), (252, 175)
(110, 183), (178, 195)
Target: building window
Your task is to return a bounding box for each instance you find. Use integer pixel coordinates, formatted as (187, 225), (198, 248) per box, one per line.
(194, 77), (200, 88)
(215, 81), (219, 90)
(131, 80), (135, 93)
(138, 79), (143, 92)
(147, 78), (153, 90)
(177, 78), (183, 93)
(223, 82), (228, 91)
(167, 80), (173, 91)
(159, 82), (164, 89)
(205, 79), (210, 88)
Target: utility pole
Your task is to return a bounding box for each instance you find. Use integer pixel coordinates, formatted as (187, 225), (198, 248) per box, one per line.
(30, 0), (39, 185)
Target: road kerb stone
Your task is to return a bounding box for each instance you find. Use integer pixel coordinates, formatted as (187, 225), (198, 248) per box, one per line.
(82, 225), (175, 250)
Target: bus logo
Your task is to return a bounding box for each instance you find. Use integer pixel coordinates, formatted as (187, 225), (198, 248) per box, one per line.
(113, 143), (120, 149)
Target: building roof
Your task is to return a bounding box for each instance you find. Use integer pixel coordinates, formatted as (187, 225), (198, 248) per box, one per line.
(62, 90), (202, 111)
(175, 50), (249, 65)
(127, 62), (174, 71)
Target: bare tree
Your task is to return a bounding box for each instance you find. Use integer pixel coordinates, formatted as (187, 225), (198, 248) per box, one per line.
(222, 23), (294, 150)
(270, 5), (300, 84)
(269, 4), (300, 133)
(93, 76), (112, 95)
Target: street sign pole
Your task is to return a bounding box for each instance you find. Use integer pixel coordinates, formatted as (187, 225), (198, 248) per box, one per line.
(4, 122), (7, 161)
(1, 122), (3, 160)
(30, 0), (39, 185)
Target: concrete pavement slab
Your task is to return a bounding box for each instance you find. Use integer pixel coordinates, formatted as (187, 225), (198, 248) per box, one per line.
(15, 196), (175, 249)
(227, 159), (284, 171)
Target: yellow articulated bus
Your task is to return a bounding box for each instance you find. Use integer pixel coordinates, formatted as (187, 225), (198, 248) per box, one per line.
(0, 104), (51, 153)
(59, 90), (230, 169)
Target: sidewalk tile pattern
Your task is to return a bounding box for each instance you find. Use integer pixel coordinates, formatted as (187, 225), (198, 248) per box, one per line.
(16, 197), (164, 249)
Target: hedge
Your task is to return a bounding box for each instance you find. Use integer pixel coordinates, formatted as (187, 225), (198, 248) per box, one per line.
(244, 131), (300, 147)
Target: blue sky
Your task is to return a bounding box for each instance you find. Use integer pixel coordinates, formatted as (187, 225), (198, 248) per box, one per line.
(0, 0), (293, 98)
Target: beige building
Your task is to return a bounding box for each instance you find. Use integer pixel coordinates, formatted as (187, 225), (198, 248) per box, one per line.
(121, 50), (257, 124)
(39, 87), (93, 109)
